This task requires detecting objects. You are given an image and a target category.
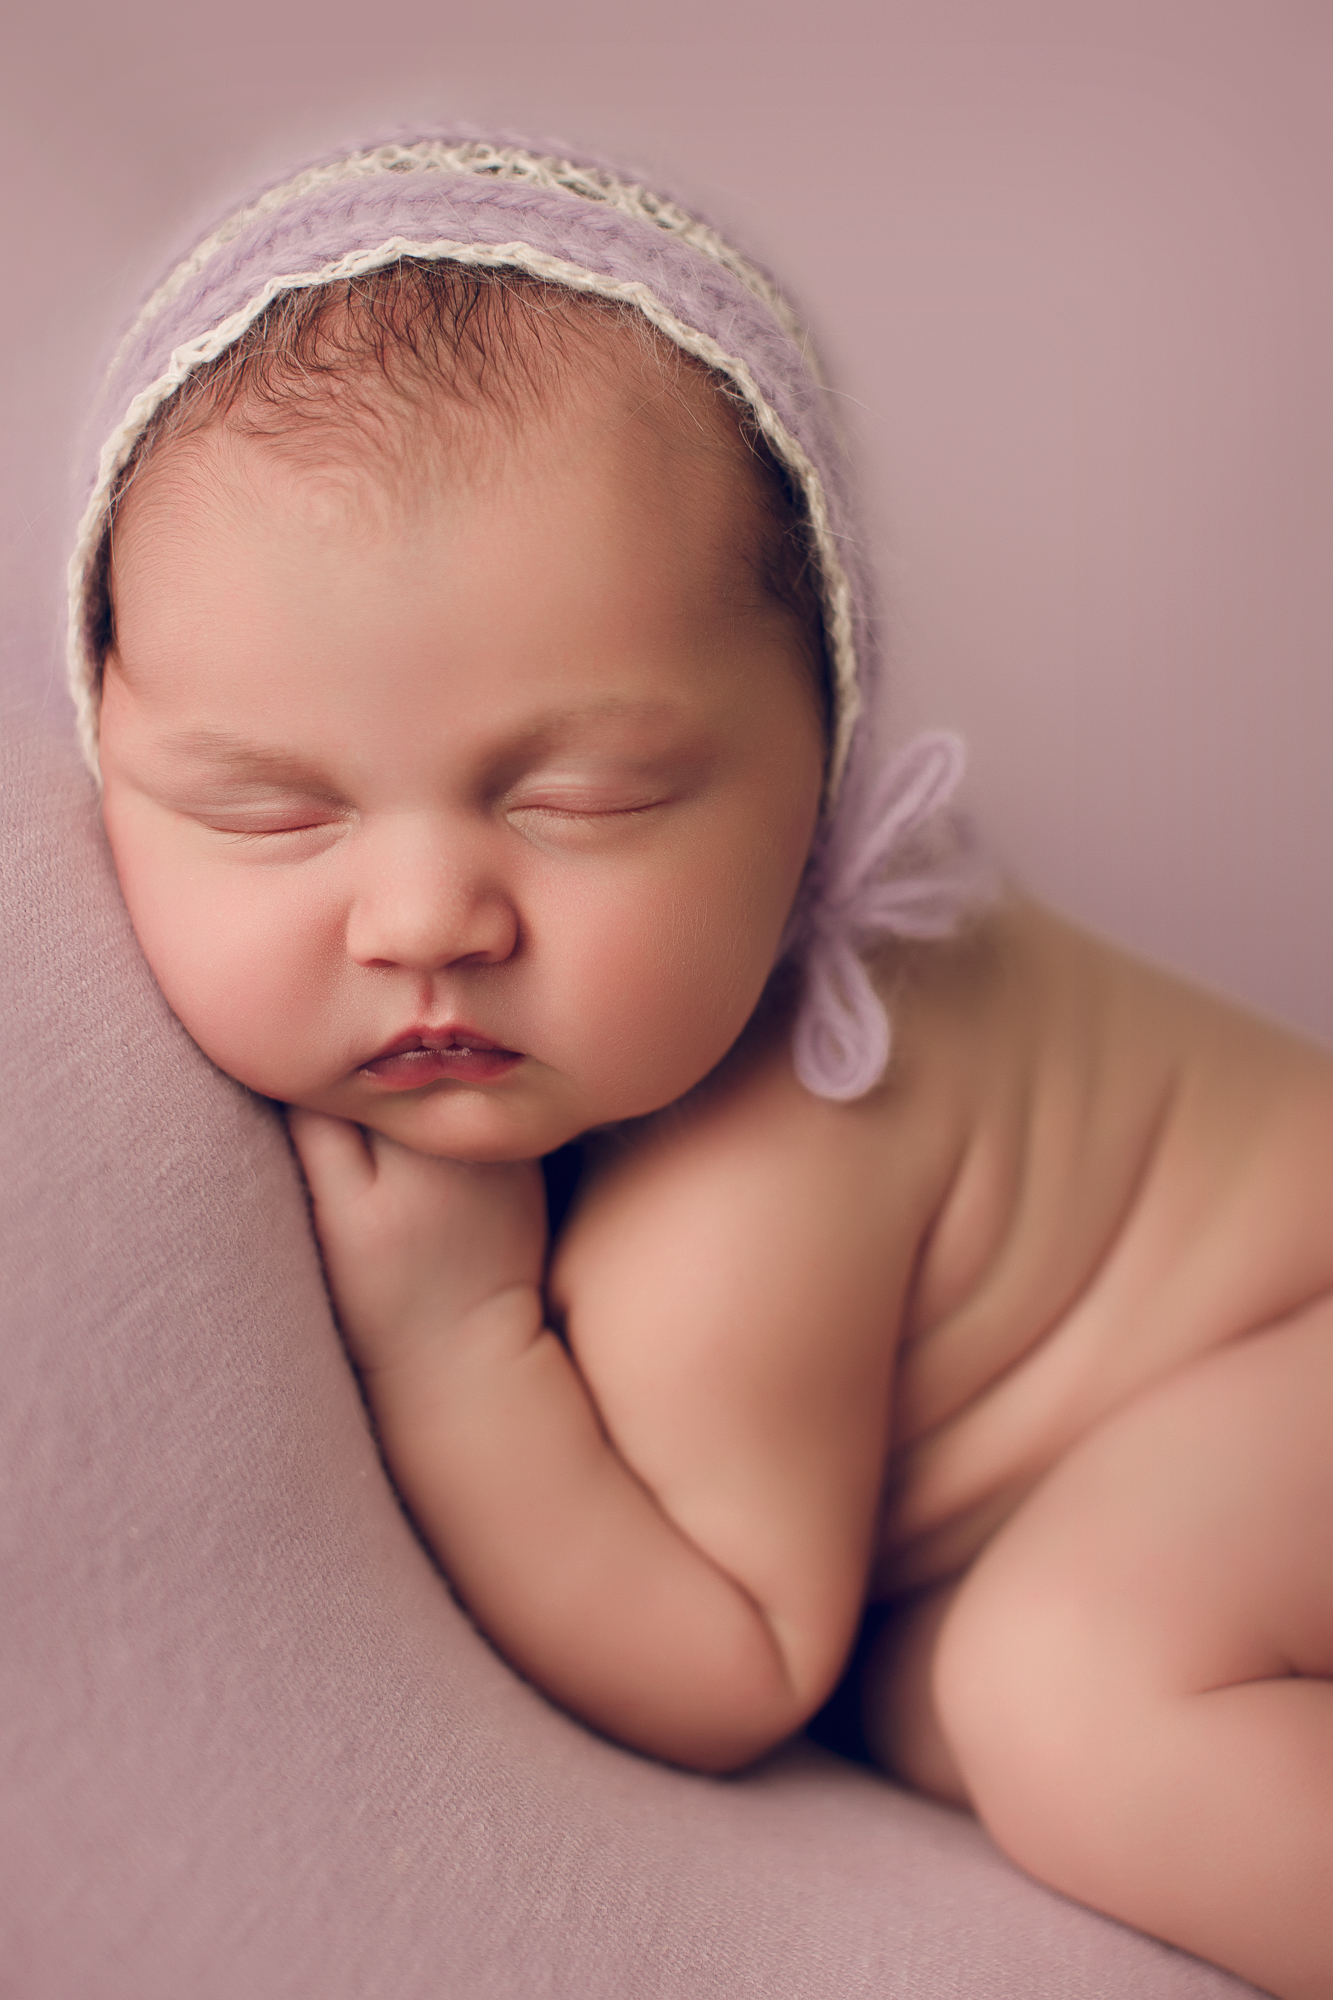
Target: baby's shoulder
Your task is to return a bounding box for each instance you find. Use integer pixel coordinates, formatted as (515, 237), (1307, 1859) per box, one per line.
(897, 896), (1333, 1346)
(988, 896), (1333, 1126)
(891, 892), (1333, 1111)
(561, 957), (958, 1258)
(546, 957), (961, 1355)
(553, 897), (1071, 1277)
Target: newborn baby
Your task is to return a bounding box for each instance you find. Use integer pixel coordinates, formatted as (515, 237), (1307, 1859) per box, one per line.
(77, 138), (1332, 1999)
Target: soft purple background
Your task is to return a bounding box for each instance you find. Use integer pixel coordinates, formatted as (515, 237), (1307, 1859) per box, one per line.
(3, 0), (1329, 1043)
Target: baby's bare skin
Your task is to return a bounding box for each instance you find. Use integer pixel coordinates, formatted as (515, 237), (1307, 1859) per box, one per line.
(553, 898), (1333, 1994)
(96, 333), (1333, 1997)
(874, 894), (1333, 1593)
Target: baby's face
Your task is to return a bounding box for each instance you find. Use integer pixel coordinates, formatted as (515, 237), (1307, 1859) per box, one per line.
(99, 367), (825, 1161)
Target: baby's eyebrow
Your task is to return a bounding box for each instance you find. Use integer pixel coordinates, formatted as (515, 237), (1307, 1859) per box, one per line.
(152, 702), (697, 788)
(154, 727), (337, 786)
(517, 698), (692, 743)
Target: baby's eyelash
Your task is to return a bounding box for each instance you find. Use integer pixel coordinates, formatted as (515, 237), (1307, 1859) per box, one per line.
(230, 827), (319, 839)
(210, 817), (342, 841)
(516, 802), (658, 819)
(508, 789), (670, 820)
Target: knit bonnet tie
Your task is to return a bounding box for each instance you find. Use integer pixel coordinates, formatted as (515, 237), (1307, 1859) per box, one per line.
(787, 729), (987, 1099)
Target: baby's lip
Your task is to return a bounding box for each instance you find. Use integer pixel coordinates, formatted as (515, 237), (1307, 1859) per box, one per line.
(359, 1023), (520, 1067)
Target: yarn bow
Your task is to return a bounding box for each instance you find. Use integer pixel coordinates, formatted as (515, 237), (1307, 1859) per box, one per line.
(789, 730), (982, 1100)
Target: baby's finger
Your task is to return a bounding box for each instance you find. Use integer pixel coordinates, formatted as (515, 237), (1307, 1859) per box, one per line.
(286, 1107), (376, 1205)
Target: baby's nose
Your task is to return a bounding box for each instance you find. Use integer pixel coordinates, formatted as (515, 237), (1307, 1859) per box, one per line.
(344, 820), (519, 973)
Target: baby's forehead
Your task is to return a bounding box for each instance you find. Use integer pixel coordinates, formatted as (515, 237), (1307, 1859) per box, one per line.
(116, 359), (766, 608)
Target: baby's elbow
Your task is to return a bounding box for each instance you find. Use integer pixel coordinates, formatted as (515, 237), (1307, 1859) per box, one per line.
(683, 1720), (800, 1777)
(633, 1712), (793, 1777)
(694, 1623), (855, 1773)
(564, 1586), (852, 1775)
(628, 1655), (835, 1776)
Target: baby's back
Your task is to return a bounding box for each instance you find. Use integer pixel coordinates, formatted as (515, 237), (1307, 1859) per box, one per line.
(872, 900), (1333, 1594)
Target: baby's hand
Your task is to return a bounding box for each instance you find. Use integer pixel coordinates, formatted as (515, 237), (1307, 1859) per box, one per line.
(287, 1110), (548, 1378)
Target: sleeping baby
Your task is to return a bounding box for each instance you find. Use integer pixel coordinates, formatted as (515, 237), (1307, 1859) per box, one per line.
(73, 135), (1332, 1999)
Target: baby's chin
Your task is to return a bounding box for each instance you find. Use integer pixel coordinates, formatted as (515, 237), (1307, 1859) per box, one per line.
(371, 1124), (560, 1165)
(303, 1065), (703, 1164)
(293, 1085), (592, 1165)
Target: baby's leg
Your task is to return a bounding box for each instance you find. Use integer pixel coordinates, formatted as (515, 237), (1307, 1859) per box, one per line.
(914, 1301), (1333, 2000)
(861, 1580), (972, 1804)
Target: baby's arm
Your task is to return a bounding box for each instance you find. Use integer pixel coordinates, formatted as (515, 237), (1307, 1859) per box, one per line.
(290, 1079), (916, 1772)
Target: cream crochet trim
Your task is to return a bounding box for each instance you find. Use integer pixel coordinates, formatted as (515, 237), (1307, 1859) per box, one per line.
(71, 153), (859, 795)
(108, 141), (814, 384)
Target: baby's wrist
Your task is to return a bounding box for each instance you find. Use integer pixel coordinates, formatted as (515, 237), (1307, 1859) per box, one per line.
(358, 1281), (546, 1389)
(358, 1283), (551, 1467)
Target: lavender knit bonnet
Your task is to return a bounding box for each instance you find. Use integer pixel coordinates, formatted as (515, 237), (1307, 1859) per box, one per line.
(67, 132), (989, 1101)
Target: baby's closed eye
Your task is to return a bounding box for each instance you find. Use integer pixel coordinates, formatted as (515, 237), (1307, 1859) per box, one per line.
(179, 794), (352, 851)
(210, 807), (348, 837)
(505, 791), (671, 830)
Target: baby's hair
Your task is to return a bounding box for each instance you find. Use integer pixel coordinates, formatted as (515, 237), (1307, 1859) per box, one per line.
(93, 259), (831, 734)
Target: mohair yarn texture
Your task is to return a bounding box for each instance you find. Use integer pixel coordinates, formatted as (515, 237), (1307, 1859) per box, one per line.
(68, 132), (990, 1099)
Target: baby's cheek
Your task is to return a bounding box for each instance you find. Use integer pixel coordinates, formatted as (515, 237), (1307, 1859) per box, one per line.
(552, 870), (772, 1107)
(119, 856), (342, 1097)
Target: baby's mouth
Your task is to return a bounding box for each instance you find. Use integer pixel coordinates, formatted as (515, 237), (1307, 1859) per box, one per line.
(357, 1026), (523, 1090)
